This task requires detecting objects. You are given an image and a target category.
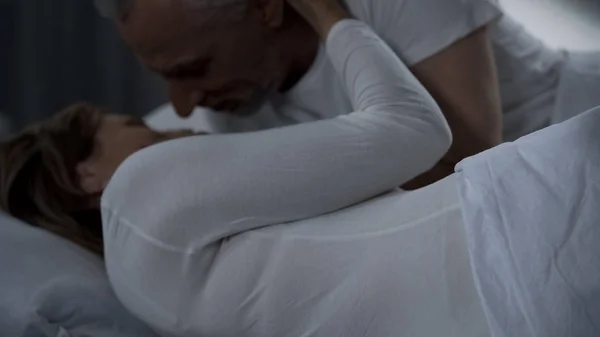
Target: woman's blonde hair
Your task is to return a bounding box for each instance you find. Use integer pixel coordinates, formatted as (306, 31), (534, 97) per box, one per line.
(0, 103), (104, 255)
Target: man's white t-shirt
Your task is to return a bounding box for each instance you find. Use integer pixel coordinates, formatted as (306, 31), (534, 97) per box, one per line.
(203, 0), (565, 140)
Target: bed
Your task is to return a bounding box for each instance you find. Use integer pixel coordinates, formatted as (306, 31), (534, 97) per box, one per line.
(3, 5), (598, 329)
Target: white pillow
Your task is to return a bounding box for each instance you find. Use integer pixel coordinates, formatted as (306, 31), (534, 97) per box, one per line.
(0, 212), (158, 337)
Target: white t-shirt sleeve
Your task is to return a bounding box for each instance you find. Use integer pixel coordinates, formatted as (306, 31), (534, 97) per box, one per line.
(102, 20), (450, 247)
(346, 0), (502, 66)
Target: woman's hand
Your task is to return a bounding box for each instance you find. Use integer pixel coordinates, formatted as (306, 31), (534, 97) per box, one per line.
(287, 0), (350, 40)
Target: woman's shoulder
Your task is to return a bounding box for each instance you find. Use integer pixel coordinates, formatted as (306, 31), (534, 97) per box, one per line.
(100, 140), (192, 238)
(102, 142), (168, 212)
(100, 134), (239, 248)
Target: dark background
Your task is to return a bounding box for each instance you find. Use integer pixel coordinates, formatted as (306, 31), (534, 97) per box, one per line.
(0, 0), (167, 130)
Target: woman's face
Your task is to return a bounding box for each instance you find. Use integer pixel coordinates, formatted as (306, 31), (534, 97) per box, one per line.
(76, 114), (195, 196)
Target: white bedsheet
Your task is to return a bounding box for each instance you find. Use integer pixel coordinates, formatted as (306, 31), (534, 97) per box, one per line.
(456, 107), (600, 337)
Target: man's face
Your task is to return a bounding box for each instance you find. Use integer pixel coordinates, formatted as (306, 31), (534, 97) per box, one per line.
(119, 0), (285, 117)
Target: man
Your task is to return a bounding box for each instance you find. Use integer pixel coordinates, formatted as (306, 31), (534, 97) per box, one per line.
(95, 0), (567, 187)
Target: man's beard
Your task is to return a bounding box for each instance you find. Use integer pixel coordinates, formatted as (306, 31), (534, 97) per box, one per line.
(229, 89), (271, 117)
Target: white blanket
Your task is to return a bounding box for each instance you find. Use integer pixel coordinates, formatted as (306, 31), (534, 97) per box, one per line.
(456, 107), (600, 337)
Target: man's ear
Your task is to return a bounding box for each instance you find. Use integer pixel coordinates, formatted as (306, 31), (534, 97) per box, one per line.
(76, 161), (104, 195)
(252, 0), (284, 28)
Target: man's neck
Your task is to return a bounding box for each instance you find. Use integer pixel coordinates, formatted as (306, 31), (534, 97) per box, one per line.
(275, 12), (321, 92)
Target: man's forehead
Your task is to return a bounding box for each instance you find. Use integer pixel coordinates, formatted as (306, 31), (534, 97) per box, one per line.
(118, 0), (192, 53)
(126, 30), (215, 74)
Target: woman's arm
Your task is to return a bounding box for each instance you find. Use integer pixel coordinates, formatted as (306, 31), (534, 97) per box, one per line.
(102, 13), (451, 246)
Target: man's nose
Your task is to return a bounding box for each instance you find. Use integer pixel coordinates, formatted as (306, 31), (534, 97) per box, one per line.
(168, 82), (204, 118)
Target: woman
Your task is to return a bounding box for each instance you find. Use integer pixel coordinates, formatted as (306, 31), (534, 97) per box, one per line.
(2, 1), (597, 336)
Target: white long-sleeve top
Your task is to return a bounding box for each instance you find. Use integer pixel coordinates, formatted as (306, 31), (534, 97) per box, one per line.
(102, 20), (455, 336)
